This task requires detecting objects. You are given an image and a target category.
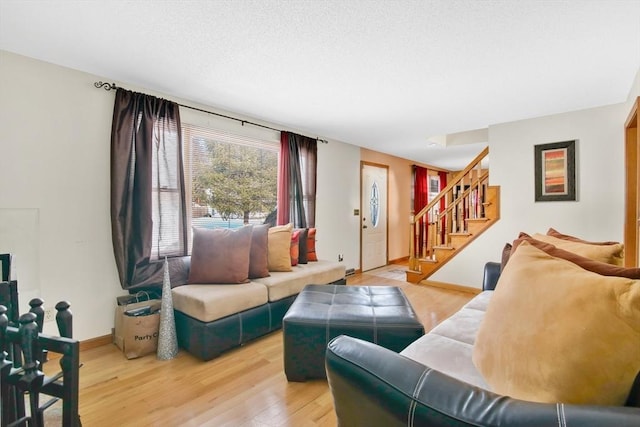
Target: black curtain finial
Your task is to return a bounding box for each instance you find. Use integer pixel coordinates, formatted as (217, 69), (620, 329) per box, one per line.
(94, 81), (117, 91)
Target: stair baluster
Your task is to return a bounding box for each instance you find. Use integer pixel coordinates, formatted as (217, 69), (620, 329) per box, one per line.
(408, 147), (499, 283)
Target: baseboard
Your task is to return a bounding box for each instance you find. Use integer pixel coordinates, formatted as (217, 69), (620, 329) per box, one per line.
(389, 256), (409, 264)
(420, 280), (481, 295)
(80, 334), (113, 351)
(43, 333), (112, 360)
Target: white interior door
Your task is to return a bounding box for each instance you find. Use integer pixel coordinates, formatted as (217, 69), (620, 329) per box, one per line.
(361, 163), (388, 271)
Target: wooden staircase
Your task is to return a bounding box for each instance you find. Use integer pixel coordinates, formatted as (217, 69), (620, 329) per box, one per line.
(406, 147), (500, 283)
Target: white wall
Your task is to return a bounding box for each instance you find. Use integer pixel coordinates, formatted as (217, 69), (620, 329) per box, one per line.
(431, 69), (640, 288)
(0, 50), (119, 338)
(2, 47), (637, 338)
(0, 50), (361, 340)
(316, 142), (361, 270)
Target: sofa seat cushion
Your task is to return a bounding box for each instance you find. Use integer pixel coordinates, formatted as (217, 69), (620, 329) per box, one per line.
(172, 282), (268, 323)
(251, 260), (346, 302)
(459, 289), (493, 311)
(400, 291), (493, 390)
(401, 334), (490, 390)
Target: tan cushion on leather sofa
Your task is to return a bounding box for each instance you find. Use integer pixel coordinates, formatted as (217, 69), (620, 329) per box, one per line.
(172, 282), (268, 323)
(513, 235), (640, 279)
(252, 260), (346, 302)
(473, 241), (640, 405)
(532, 232), (624, 265)
(547, 227), (619, 245)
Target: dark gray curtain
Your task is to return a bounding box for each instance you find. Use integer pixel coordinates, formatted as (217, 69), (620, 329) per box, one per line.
(110, 89), (188, 291)
(278, 132), (317, 228)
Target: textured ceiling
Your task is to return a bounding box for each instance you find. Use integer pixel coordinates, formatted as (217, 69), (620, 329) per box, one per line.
(1, 0), (639, 169)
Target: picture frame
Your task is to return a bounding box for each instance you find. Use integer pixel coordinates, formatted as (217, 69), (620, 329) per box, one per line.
(534, 140), (577, 202)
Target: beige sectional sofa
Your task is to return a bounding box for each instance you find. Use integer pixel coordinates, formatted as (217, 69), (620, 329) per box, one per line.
(173, 259), (346, 360)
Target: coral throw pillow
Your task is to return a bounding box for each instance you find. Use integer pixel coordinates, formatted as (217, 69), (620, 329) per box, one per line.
(290, 229), (301, 266)
(188, 226), (253, 284)
(307, 228), (318, 261)
(473, 241), (640, 406)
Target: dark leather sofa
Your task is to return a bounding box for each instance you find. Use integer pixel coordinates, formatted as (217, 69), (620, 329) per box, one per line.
(325, 262), (640, 427)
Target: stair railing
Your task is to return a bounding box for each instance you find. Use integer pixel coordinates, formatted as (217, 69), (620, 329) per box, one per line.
(409, 147), (489, 271)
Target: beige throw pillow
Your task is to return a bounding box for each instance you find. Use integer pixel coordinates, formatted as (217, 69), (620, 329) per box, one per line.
(472, 241), (640, 405)
(532, 232), (624, 265)
(268, 223), (293, 272)
(546, 227), (619, 245)
(513, 235), (640, 279)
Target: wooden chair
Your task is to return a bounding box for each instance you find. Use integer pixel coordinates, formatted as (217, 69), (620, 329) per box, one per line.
(1, 309), (45, 426)
(0, 254), (19, 325)
(0, 304), (80, 426)
(0, 254), (80, 426)
(0, 254), (10, 281)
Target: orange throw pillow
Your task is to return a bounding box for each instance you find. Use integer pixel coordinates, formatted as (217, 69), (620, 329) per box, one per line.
(290, 229), (300, 266)
(307, 228), (318, 261)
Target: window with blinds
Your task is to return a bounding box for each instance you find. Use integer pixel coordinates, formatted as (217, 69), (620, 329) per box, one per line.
(150, 115), (186, 260)
(182, 124), (279, 252)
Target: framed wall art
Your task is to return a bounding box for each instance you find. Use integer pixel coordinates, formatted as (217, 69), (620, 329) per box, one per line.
(534, 140), (577, 202)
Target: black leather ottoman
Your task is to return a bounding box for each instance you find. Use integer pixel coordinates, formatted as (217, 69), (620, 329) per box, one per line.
(283, 284), (424, 381)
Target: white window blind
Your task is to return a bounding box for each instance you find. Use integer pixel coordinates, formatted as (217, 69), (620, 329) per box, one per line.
(182, 124), (279, 252)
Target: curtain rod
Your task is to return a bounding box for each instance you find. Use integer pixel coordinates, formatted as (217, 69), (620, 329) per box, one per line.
(94, 81), (328, 144)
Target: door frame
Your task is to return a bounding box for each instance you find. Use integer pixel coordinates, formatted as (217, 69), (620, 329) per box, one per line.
(360, 161), (389, 272)
(624, 96), (639, 267)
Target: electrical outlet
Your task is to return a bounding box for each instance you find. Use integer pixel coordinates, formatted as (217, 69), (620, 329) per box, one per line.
(44, 307), (55, 323)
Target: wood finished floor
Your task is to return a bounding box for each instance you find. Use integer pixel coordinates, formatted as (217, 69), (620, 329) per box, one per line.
(76, 265), (474, 426)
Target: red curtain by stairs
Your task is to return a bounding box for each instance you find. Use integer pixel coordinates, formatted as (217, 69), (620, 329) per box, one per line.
(413, 166), (428, 256)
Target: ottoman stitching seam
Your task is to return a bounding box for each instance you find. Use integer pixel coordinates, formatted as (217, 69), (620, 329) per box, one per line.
(327, 286), (337, 343)
(238, 311), (243, 345)
(368, 287), (378, 344)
